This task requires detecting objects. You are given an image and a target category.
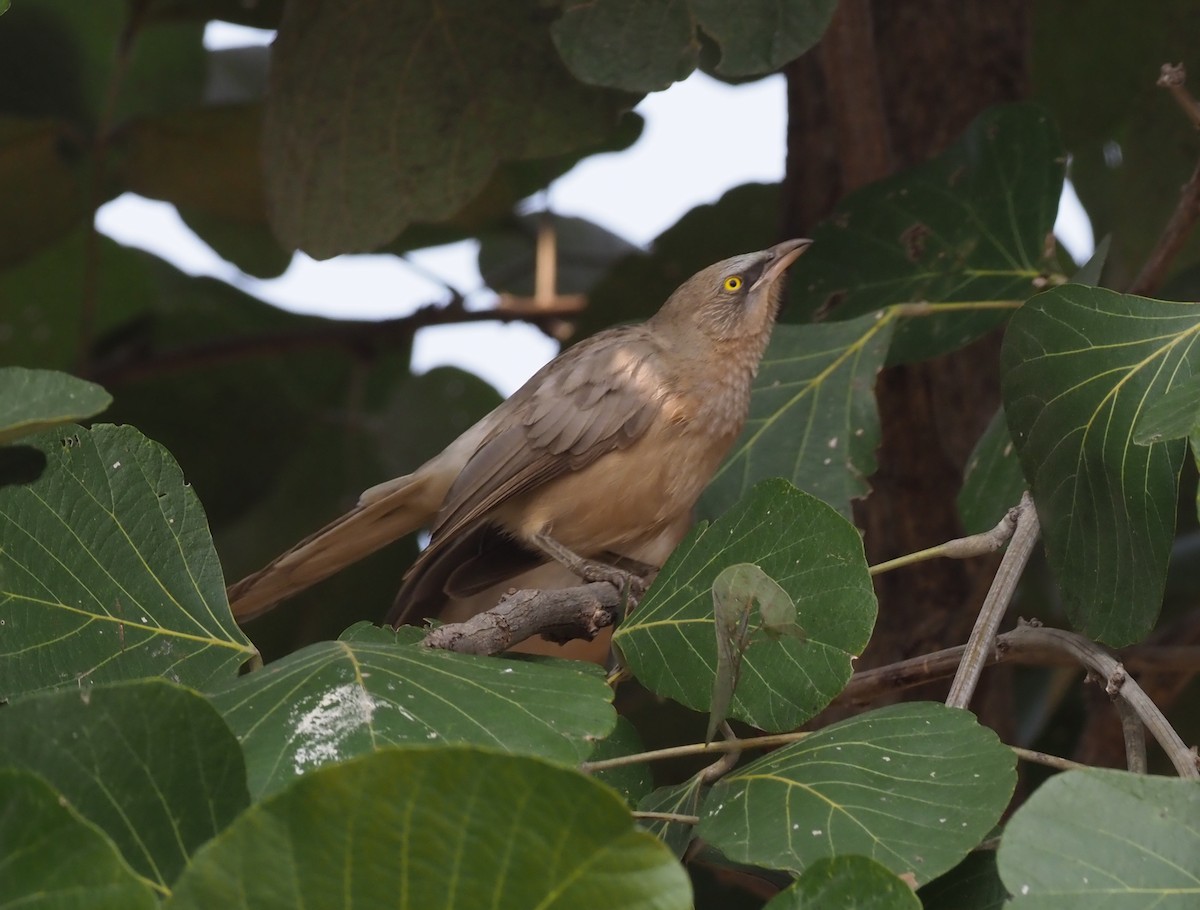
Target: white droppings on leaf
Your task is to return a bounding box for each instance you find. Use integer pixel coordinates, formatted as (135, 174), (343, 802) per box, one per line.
(290, 683), (378, 774)
(1020, 885), (1029, 895)
(112, 461), (121, 469)
(811, 829), (823, 836)
(881, 756), (891, 762)
(827, 437), (838, 448)
(501, 667), (514, 674)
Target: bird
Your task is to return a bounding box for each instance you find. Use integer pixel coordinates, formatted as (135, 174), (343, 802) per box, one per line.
(227, 238), (812, 629)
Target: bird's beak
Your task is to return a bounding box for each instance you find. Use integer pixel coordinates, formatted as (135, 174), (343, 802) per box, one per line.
(752, 238), (813, 291)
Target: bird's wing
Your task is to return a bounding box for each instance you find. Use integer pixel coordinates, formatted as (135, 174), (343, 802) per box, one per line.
(423, 325), (668, 552)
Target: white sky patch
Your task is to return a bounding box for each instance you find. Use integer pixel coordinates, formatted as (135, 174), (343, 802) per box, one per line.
(290, 683), (379, 774)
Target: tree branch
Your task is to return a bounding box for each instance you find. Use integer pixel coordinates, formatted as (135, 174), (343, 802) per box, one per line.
(1128, 63), (1200, 296)
(946, 492), (1039, 708)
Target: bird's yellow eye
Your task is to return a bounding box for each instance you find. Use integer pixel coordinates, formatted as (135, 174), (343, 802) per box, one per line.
(723, 275), (744, 292)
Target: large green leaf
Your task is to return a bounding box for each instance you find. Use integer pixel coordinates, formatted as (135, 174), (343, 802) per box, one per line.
(164, 747), (692, 910)
(0, 680), (248, 889)
(0, 423), (256, 698)
(764, 856), (921, 909)
(1133, 373), (1200, 444)
(793, 103), (1065, 363)
(0, 367), (110, 444)
(209, 628), (615, 798)
(1001, 285), (1200, 644)
(264, 0), (635, 258)
(698, 702), (1016, 886)
(0, 769), (158, 909)
(614, 479), (876, 731)
(701, 309), (895, 521)
(551, 0), (837, 92)
(997, 768), (1200, 908)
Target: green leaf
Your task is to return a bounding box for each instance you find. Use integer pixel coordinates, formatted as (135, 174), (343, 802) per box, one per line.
(0, 367), (111, 443)
(764, 856), (921, 909)
(552, 0), (837, 92)
(0, 0), (204, 127)
(264, 0), (635, 258)
(1001, 286), (1200, 644)
(0, 680), (248, 889)
(165, 747), (692, 910)
(209, 639), (615, 799)
(0, 424), (256, 698)
(0, 769), (158, 909)
(793, 103), (1065, 362)
(997, 768), (1200, 908)
(698, 702), (1016, 886)
(957, 407), (1026, 535)
(1134, 373), (1200, 444)
(614, 479), (876, 732)
(700, 310), (895, 522)
(638, 778), (707, 859)
(919, 853), (1009, 910)
(709, 563), (799, 742)
(589, 716), (655, 806)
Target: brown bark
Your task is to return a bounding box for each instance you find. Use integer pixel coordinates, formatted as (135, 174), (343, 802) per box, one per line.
(781, 1), (1032, 726)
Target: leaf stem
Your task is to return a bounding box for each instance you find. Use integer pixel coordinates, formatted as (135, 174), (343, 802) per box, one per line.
(869, 506), (1018, 576)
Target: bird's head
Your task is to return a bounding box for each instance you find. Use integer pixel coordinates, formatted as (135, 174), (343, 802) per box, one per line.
(653, 239), (813, 344)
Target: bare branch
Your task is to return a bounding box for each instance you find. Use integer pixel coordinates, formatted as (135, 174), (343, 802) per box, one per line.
(1129, 64), (1200, 296)
(946, 492), (1040, 708)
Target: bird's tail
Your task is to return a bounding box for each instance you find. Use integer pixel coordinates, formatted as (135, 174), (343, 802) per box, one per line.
(225, 469), (445, 622)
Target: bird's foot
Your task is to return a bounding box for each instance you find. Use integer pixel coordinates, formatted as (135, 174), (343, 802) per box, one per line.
(530, 533), (649, 605)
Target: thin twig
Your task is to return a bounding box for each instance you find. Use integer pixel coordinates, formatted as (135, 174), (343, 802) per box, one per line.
(579, 732), (811, 773)
(698, 722), (742, 784)
(870, 507), (1018, 576)
(1129, 63), (1200, 295)
(1007, 624), (1198, 778)
(946, 493), (1040, 709)
(1114, 696), (1148, 774)
(632, 811), (700, 825)
(88, 301), (585, 386)
(1010, 746), (1089, 773)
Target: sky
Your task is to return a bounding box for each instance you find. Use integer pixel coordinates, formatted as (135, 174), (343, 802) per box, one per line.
(95, 22), (1094, 396)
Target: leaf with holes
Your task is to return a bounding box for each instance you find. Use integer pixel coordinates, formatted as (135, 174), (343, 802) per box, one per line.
(552, 0), (837, 92)
(264, 0), (633, 257)
(997, 768), (1200, 908)
(0, 367), (110, 444)
(792, 103), (1064, 363)
(698, 702), (1015, 886)
(1002, 286), (1200, 644)
(0, 424), (256, 698)
(0, 769), (158, 909)
(614, 479), (875, 732)
(700, 309), (895, 522)
(0, 680), (247, 889)
(208, 635), (614, 799)
(164, 748), (691, 910)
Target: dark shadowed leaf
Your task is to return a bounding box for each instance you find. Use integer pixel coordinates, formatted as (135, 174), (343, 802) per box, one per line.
(699, 702), (1016, 886)
(164, 748), (692, 910)
(147, 0), (284, 29)
(793, 103), (1064, 362)
(209, 636), (614, 798)
(589, 716), (655, 806)
(764, 856), (921, 909)
(638, 778), (707, 859)
(997, 768), (1200, 908)
(0, 769), (158, 909)
(958, 407), (1026, 535)
(1002, 285), (1200, 644)
(0, 117), (89, 265)
(615, 480), (875, 732)
(701, 310), (895, 521)
(0, 424), (256, 698)
(0, 680), (248, 888)
(920, 852), (1009, 910)
(552, 0), (837, 92)
(264, 0), (635, 258)
(0, 367), (110, 443)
